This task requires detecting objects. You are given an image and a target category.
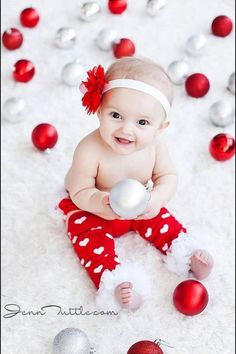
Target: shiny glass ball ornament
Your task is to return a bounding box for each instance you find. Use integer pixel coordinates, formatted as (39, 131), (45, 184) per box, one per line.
(2, 28), (23, 50)
(211, 15), (233, 37)
(185, 34), (207, 56)
(2, 97), (25, 123)
(146, 0), (167, 17)
(95, 27), (119, 51)
(55, 27), (77, 49)
(110, 179), (150, 219)
(13, 59), (35, 82)
(209, 100), (234, 127)
(127, 340), (163, 354)
(185, 73), (210, 98)
(20, 7), (40, 28)
(227, 72), (235, 95)
(78, 2), (101, 22)
(112, 38), (135, 58)
(173, 280), (209, 316)
(52, 328), (90, 354)
(108, 0), (128, 15)
(62, 60), (84, 87)
(209, 133), (235, 161)
(31, 123), (58, 151)
(167, 60), (189, 85)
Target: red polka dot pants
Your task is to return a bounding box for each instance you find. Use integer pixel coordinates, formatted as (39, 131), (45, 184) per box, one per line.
(58, 198), (186, 289)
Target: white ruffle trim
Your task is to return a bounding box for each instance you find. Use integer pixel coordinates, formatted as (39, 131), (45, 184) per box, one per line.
(96, 263), (151, 312)
(162, 226), (215, 277)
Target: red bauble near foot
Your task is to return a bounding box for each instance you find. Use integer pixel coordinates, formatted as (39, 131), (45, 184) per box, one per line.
(185, 73), (210, 98)
(209, 133), (235, 161)
(31, 123), (58, 151)
(13, 59), (35, 83)
(2, 28), (23, 50)
(20, 7), (40, 28)
(112, 38), (135, 58)
(211, 15), (233, 37)
(108, 0), (127, 14)
(127, 340), (163, 354)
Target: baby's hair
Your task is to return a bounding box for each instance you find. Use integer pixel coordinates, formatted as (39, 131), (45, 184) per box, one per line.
(105, 56), (174, 104)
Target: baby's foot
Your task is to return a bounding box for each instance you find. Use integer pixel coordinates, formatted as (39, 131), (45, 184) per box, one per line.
(115, 282), (143, 311)
(190, 249), (214, 280)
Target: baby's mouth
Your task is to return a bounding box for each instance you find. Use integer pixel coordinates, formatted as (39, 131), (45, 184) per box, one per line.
(115, 137), (134, 145)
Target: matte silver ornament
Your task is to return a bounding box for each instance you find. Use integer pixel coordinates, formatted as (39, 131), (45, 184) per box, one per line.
(146, 0), (167, 17)
(52, 328), (90, 354)
(62, 60), (84, 87)
(209, 100), (235, 127)
(227, 72), (235, 95)
(2, 97), (25, 123)
(55, 27), (77, 49)
(95, 27), (119, 51)
(167, 60), (189, 85)
(78, 2), (101, 22)
(110, 179), (150, 219)
(185, 34), (207, 56)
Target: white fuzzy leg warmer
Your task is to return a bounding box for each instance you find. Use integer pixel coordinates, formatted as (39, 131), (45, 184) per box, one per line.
(162, 226), (216, 277)
(96, 263), (151, 312)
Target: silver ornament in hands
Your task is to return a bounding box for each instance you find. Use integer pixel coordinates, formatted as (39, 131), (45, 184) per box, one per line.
(55, 27), (77, 49)
(62, 60), (84, 86)
(209, 100), (235, 127)
(95, 28), (119, 51)
(2, 97), (25, 123)
(146, 0), (167, 17)
(227, 72), (235, 95)
(52, 328), (91, 354)
(185, 34), (207, 56)
(167, 60), (189, 85)
(110, 179), (150, 219)
(78, 2), (101, 22)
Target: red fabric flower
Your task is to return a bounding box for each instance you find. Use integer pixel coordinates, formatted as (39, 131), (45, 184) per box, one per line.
(81, 65), (108, 115)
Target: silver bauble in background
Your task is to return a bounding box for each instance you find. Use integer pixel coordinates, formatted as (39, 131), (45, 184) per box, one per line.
(209, 100), (235, 127)
(146, 0), (167, 17)
(2, 97), (25, 123)
(55, 27), (77, 49)
(167, 60), (189, 85)
(95, 28), (119, 51)
(227, 72), (235, 95)
(185, 34), (207, 56)
(78, 2), (101, 22)
(52, 328), (90, 354)
(110, 179), (150, 219)
(62, 60), (84, 87)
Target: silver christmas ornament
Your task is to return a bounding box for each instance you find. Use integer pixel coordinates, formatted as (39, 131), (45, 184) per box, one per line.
(209, 100), (235, 127)
(146, 0), (167, 17)
(167, 60), (189, 85)
(110, 179), (150, 219)
(55, 27), (77, 49)
(227, 72), (235, 95)
(78, 2), (101, 22)
(62, 60), (84, 87)
(52, 328), (90, 354)
(185, 34), (207, 56)
(95, 27), (119, 51)
(2, 97), (25, 123)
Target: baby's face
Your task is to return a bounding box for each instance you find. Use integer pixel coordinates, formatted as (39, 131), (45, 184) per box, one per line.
(97, 88), (168, 155)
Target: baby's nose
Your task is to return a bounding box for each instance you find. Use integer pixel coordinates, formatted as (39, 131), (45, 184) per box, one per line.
(121, 121), (134, 135)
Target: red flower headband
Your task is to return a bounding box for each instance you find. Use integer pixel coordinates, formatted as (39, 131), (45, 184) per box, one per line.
(80, 65), (108, 115)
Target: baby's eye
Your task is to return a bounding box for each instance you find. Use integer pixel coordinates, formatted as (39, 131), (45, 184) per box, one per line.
(138, 119), (150, 126)
(111, 112), (121, 119)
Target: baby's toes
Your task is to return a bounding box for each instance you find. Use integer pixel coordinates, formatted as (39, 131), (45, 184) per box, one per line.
(121, 282), (133, 290)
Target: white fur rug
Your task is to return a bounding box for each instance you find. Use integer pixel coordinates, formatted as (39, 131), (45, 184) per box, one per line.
(1, 0), (235, 353)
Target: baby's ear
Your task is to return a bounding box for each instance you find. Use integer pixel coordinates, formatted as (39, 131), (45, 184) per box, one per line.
(160, 119), (170, 130)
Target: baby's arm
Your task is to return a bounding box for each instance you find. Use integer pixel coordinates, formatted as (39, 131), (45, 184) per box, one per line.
(65, 138), (118, 220)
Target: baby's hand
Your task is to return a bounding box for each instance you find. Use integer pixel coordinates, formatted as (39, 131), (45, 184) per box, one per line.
(96, 193), (121, 220)
(134, 192), (161, 220)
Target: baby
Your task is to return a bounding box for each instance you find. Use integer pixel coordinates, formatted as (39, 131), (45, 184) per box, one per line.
(58, 57), (214, 312)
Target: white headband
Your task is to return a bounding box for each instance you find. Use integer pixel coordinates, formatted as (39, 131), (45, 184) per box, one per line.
(102, 79), (170, 117)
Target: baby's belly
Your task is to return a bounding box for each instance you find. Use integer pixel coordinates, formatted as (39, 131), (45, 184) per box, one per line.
(95, 173), (153, 192)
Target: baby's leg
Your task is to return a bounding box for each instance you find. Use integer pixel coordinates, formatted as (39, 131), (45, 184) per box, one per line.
(132, 208), (214, 279)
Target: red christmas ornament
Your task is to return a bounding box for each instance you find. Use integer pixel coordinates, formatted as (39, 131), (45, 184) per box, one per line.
(112, 38), (135, 58)
(173, 280), (209, 316)
(185, 73), (210, 98)
(211, 15), (233, 37)
(108, 0), (128, 14)
(20, 7), (40, 28)
(13, 59), (35, 83)
(2, 28), (23, 50)
(209, 133), (235, 161)
(31, 123), (58, 151)
(127, 340), (163, 354)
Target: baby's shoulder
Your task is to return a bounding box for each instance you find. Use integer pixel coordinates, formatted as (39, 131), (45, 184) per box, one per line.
(75, 129), (103, 156)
